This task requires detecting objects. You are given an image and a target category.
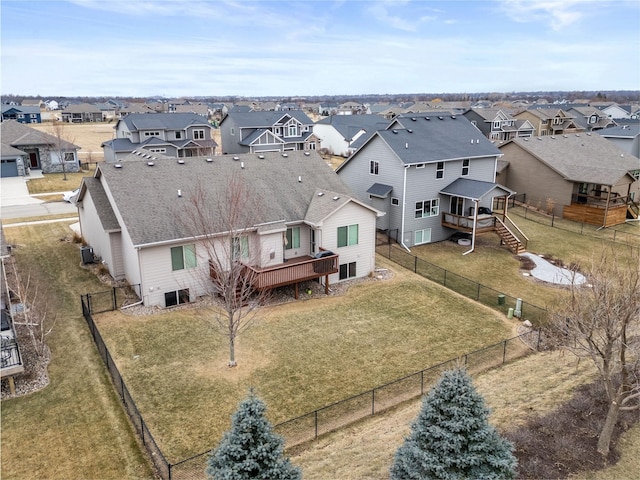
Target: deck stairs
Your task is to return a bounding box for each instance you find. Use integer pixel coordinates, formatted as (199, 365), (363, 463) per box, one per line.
(628, 200), (639, 219)
(494, 216), (527, 254)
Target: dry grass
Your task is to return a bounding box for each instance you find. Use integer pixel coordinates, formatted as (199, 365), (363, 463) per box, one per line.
(30, 122), (115, 162)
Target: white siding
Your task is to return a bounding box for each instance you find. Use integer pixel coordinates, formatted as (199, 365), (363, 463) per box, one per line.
(78, 192), (117, 274)
(314, 124), (350, 156)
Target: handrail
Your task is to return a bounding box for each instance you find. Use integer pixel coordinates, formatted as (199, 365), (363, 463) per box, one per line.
(503, 214), (529, 243)
(495, 216), (528, 251)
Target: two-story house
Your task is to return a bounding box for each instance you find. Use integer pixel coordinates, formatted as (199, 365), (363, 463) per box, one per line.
(219, 111), (319, 154)
(1, 105), (42, 124)
(76, 151), (381, 307)
(514, 107), (583, 137)
(566, 106), (617, 131)
(463, 108), (534, 141)
(337, 114), (525, 253)
(102, 113), (217, 162)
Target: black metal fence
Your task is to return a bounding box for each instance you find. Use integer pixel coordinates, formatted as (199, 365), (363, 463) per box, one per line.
(81, 281), (542, 480)
(376, 241), (548, 325)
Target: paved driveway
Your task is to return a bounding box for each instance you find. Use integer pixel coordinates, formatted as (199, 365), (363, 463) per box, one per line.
(1, 172), (44, 207)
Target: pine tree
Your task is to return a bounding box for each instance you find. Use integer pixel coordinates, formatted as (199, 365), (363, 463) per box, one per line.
(391, 368), (517, 480)
(206, 391), (302, 480)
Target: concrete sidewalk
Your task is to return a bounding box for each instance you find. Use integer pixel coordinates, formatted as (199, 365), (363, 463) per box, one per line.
(1, 171), (45, 207)
(521, 252), (587, 285)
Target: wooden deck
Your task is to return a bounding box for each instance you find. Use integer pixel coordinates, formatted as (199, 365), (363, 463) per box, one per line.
(441, 213), (497, 233)
(242, 253), (339, 294)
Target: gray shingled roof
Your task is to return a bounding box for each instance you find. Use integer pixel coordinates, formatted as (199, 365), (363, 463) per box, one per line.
(506, 134), (640, 185)
(315, 114), (389, 140)
(375, 114), (502, 164)
(1, 143), (27, 157)
(119, 112), (209, 131)
(223, 110), (313, 128)
(0, 120), (79, 150)
(598, 124), (640, 139)
(439, 178), (513, 200)
(366, 183), (393, 198)
(93, 151), (360, 246)
(80, 178), (121, 232)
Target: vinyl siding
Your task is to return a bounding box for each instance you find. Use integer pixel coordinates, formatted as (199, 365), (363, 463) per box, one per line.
(78, 192), (116, 271)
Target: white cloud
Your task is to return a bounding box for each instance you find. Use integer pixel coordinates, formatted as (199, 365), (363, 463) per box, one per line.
(497, 0), (605, 31)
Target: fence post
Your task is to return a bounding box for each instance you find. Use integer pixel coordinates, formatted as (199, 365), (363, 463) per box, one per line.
(112, 286), (117, 311)
(87, 294), (92, 315)
(372, 389), (375, 415)
(314, 411), (318, 439)
(444, 270), (447, 287)
(551, 214), (555, 227)
(476, 283), (480, 301)
(414, 256), (418, 273)
(420, 370), (424, 395)
(502, 340), (507, 364)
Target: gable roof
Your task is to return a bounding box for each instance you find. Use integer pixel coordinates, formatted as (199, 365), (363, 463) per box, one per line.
(339, 113), (501, 170)
(439, 178), (513, 200)
(87, 151), (366, 247)
(503, 134), (640, 185)
(315, 114), (389, 141)
(0, 120), (79, 150)
(222, 110), (313, 128)
(119, 112), (209, 131)
(598, 124), (640, 139)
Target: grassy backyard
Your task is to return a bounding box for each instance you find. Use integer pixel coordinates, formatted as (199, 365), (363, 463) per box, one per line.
(1, 212), (638, 478)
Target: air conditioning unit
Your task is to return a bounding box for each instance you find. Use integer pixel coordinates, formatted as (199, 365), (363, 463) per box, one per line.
(81, 246), (94, 265)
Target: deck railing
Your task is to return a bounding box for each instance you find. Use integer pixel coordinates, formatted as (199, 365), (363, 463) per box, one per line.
(243, 254), (339, 290)
(441, 212), (496, 232)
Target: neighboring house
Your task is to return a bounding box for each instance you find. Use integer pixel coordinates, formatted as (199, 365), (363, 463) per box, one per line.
(102, 113), (217, 162)
(337, 113), (526, 253)
(593, 102), (632, 120)
(76, 151), (381, 307)
(514, 107), (583, 136)
(0, 120), (80, 176)
(1, 227), (25, 393)
(313, 114), (389, 157)
(61, 103), (104, 123)
(219, 111), (319, 154)
(1, 105), (42, 124)
(497, 133), (640, 227)
(463, 108), (534, 141)
(598, 123), (640, 158)
(566, 106), (617, 131)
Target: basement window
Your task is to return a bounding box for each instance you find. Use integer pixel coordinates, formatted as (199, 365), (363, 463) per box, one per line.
(165, 288), (190, 307)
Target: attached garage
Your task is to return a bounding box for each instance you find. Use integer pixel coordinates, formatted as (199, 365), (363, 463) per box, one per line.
(1, 158), (19, 177)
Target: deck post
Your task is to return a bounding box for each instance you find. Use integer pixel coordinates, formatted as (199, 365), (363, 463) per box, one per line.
(294, 283), (298, 300)
(325, 275), (329, 295)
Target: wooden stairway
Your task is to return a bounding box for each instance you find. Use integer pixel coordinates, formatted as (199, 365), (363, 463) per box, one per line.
(494, 217), (527, 254)
(628, 202), (639, 220)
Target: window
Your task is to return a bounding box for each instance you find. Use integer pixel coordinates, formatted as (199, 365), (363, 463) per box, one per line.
(165, 288), (190, 307)
(285, 227), (300, 250)
(232, 236), (249, 260)
(144, 131), (161, 137)
(171, 244), (196, 271)
(193, 129), (205, 139)
(339, 262), (356, 280)
(436, 162), (444, 179)
(462, 159), (469, 176)
(230, 127), (235, 136)
(415, 228), (431, 245)
(493, 121), (501, 129)
(64, 152), (75, 162)
(415, 199), (439, 218)
(288, 123), (298, 137)
(337, 224), (358, 247)
(175, 131), (182, 139)
(370, 160), (379, 175)
(391, 197), (399, 206)
(149, 148), (166, 153)
(589, 115), (597, 124)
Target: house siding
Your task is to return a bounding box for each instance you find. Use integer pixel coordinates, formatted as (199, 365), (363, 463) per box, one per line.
(78, 192), (116, 271)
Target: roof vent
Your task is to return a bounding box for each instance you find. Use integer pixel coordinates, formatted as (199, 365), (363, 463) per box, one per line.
(405, 143), (409, 149)
(411, 117), (417, 121)
(317, 192), (324, 196)
(407, 129), (413, 133)
(451, 115), (456, 119)
(298, 176), (302, 182)
(538, 137), (543, 140)
(575, 133), (580, 137)
(233, 156), (240, 161)
(178, 159), (185, 164)
(147, 161), (154, 166)
(438, 116), (444, 120)
(177, 189), (182, 197)
(258, 154), (265, 159)
(206, 158), (213, 162)
(563, 134), (568, 138)
(304, 151), (310, 156)
(240, 161), (244, 169)
(551, 136), (556, 139)
(392, 129), (398, 134)
(114, 164), (122, 168)
(425, 117), (430, 121)
(586, 132), (592, 136)
(332, 196), (340, 201)
(282, 153), (288, 157)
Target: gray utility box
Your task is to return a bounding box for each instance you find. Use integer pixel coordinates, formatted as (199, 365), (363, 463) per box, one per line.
(80, 246), (94, 265)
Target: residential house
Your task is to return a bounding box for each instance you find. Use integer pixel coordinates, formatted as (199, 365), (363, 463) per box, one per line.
(337, 113), (525, 253)
(566, 106), (617, 131)
(102, 113), (217, 162)
(1, 105), (42, 124)
(514, 107), (583, 136)
(598, 123), (640, 158)
(593, 102), (632, 120)
(463, 108), (534, 141)
(1, 228), (24, 394)
(313, 114), (389, 157)
(76, 151), (381, 307)
(219, 111), (319, 154)
(497, 133), (640, 227)
(61, 103), (103, 123)
(0, 120), (81, 176)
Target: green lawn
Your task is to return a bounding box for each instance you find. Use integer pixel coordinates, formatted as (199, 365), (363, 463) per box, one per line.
(0, 223), (152, 479)
(95, 257), (514, 462)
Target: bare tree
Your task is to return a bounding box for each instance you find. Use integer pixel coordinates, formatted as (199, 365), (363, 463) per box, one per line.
(180, 173), (268, 367)
(8, 260), (57, 359)
(545, 245), (640, 457)
(48, 120), (76, 181)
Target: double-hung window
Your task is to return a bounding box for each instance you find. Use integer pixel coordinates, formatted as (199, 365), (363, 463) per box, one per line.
(171, 244), (197, 271)
(193, 129), (205, 140)
(462, 159), (469, 176)
(370, 160), (379, 175)
(232, 236), (249, 260)
(285, 227), (300, 250)
(415, 199), (439, 218)
(436, 162), (444, 179)
(337, 224), (358, 247)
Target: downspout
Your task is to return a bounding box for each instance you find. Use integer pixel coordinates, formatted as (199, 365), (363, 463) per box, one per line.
(463, 199), (479, 255)
(601, 188), (612, 229)
(400, 165), (411, 252)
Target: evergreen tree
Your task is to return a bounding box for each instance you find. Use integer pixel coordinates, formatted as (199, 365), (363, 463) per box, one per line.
(391, 368), (517, 480)
(206, 391), (302, 480)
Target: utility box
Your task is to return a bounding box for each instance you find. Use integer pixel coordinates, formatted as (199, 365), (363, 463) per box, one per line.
(80, 246), (94, 265)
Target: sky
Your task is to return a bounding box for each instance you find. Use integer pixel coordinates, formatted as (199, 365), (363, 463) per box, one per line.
(1, 0), (639, 98)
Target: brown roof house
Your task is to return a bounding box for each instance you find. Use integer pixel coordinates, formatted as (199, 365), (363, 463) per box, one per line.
(498, 133), (640, 227)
